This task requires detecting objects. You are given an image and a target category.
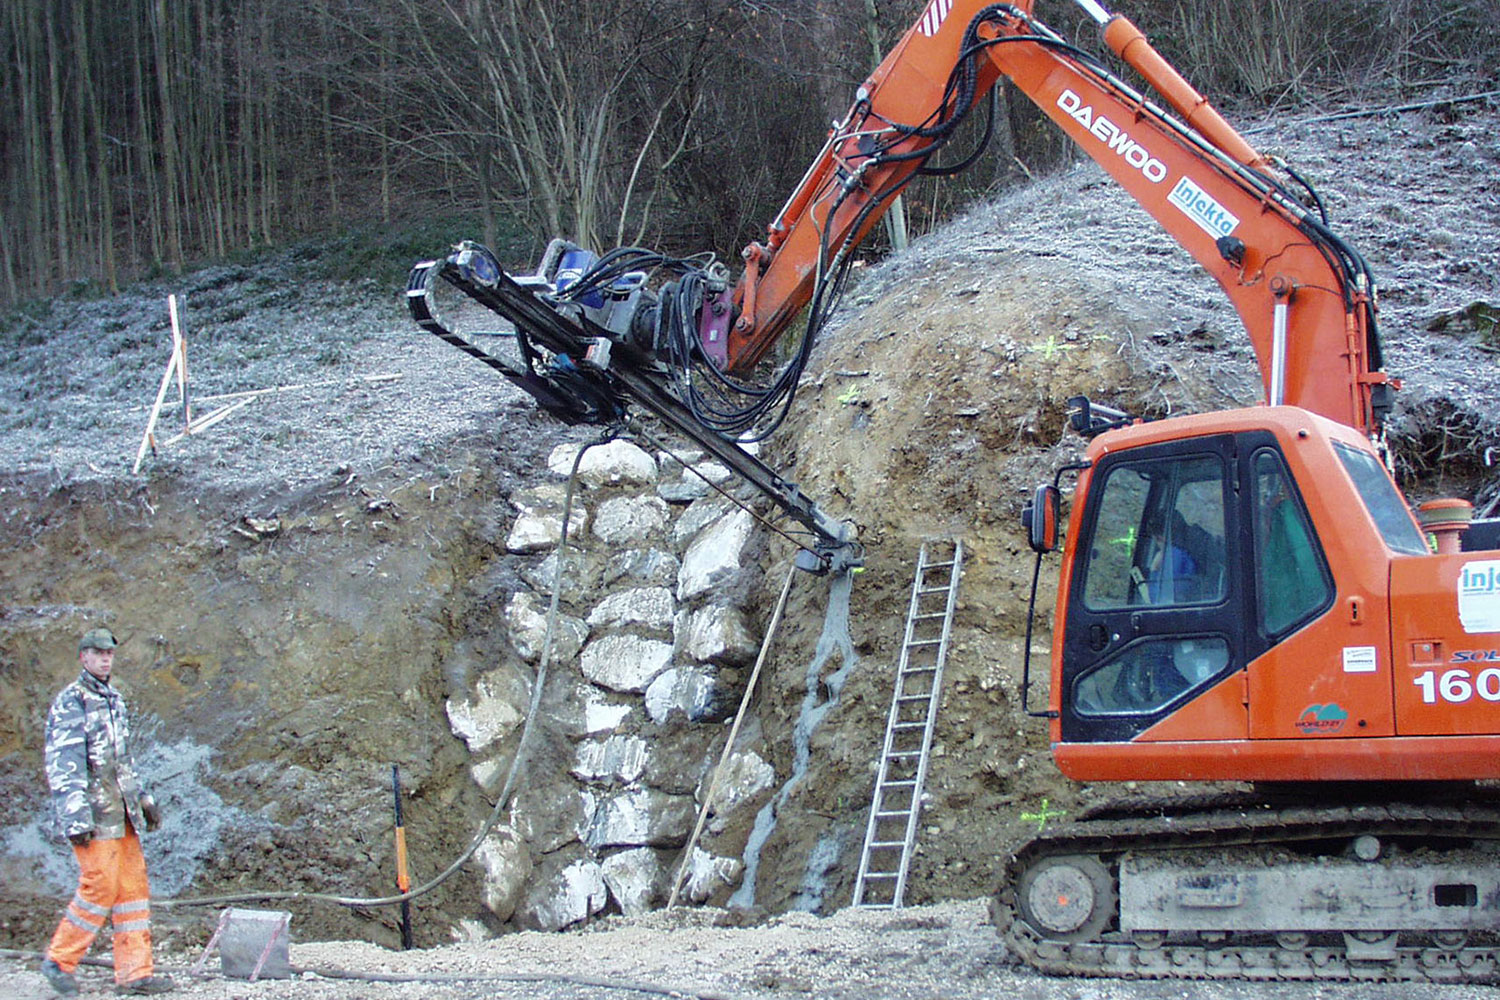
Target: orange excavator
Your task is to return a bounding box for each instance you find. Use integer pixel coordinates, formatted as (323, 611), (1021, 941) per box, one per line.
(409, 0), (1500, 981)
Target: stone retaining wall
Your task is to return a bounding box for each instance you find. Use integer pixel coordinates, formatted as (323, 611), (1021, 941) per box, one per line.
(445, 438), (778, 931)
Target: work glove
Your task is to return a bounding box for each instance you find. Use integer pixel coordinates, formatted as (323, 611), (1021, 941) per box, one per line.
(141, 796), (162, 832)
(68, 831), (93, 847)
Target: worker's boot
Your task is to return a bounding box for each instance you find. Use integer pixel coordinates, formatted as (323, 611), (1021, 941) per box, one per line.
(116, 974), (174, 995)
(39, 959), (79, 996)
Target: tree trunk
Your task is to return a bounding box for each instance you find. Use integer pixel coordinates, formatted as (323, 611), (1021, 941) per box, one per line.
(151, 0), (183, 272)
(74, 0), (117, 292)
(44, 4), (71, 282)
(864, 0), (908, 253)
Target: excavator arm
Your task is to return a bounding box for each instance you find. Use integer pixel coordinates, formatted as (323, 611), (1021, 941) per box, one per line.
(408, 0), (1397, 568)
(729, 0), (1396, 436)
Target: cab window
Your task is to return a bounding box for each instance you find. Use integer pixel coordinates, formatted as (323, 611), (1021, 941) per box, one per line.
(1082, 454), (1227, 610)
(1253, 451), (1334, 636)
(1074, 636), (1230, 715)
(1333, 442), (1428, 555)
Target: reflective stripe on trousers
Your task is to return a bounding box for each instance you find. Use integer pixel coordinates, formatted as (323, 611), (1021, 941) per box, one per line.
(46, 827), (154, 984)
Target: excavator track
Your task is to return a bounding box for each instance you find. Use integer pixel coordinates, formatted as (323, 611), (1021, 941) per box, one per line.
(991, 795), (1500, 983)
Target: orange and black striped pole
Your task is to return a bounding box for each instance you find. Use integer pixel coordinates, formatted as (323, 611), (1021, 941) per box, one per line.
(392, 765), (413, 949)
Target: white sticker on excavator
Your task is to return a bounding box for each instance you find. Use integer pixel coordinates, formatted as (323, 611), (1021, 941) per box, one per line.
(1459, 560), (1500, 633)
(1168, 177), (1241, 239)
(1342, 646), (1377, 673)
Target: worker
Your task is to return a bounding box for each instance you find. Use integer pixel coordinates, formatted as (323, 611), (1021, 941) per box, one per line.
(39, 627), (173, 996)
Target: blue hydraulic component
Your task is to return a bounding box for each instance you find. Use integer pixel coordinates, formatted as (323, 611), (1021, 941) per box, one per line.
(554, 248), (604, 307)
(453, 244), (502, 287)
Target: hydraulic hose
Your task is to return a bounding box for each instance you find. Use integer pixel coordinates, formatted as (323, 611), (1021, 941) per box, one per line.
(0, 947), (740, 999)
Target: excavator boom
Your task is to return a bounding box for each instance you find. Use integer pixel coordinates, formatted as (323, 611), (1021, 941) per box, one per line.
(729, 0), (1394, 435)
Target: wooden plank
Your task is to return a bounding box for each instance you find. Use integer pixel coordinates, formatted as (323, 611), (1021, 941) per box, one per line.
(133, 342), (181, 474)
(169, 294), (192, 429)
(161, 396), (255, 446)
(191, 373), (403, 405)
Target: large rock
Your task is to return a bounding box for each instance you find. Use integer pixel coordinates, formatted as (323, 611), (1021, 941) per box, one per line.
(644, 666), (737, 724)
(600, 548), (680, 589)
(509, 787), (594, 854)
(682, 847), (745, 904)
(445, 669), (528, 753)
(473, 828), (532, 921)
(520, 549), (602, 603)
(549, 440), (658, 488)
(587, 587), (675, 631)
(585, 788), (696, 849)
(560, 682), (633, 737)
(672, 497), (734, 548)
(506, 484), (588, 553)
(676, 605), (757, 665)
(469, 757), (508, 796)
(591, 495), (670, 545)
(572, 734), (649, 785)
(503, 591), (588, 663)
(700, 750), (776, 834)
(658, 478), (713, 503)
(599, 847), (669, 917)
(656, 452), (733, 503)
(677, 509), (754, 602)
(580, 634), (674, 693)
(518, 857), (609, 931)
(656, 447), (705, 469)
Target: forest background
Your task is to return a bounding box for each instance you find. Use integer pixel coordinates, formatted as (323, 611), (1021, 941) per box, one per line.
(2, 0), (1498, 309)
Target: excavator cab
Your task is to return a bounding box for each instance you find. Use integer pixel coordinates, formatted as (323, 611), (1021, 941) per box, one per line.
(1057, 430), (1244, 741)
(1039, 406), (1500, 783)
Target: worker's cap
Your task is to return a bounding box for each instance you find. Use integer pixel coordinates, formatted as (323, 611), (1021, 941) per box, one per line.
(78, 628), (118, 652)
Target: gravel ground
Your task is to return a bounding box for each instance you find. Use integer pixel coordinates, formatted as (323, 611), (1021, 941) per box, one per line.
(4, 899), (1499, 1000)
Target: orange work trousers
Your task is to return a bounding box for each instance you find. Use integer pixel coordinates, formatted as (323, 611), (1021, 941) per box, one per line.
(46, 827), (155, 985)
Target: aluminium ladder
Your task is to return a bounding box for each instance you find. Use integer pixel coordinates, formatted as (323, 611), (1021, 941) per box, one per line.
(852, 539), (964, 908)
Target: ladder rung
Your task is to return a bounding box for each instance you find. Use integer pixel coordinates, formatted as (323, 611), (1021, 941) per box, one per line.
(885, 751), (922, 760)
(905, 638), (942, 647)
(861, 872), (899, 881)
(882, 778), (918, 787)
(891, 722), (926, 730)
(897, 692), (932, 702)
(899, 663), (937, 673)
(869, 840), (906, 848)
(875, 809), (910, 819)
(922, 559), (956, 570)
(918, 586), (951, 595)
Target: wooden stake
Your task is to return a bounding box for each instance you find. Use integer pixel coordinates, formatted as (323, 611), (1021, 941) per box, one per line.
(666, 561), (798, 909)
(169, 294), (192, 429)
(133, 338), (182, 474)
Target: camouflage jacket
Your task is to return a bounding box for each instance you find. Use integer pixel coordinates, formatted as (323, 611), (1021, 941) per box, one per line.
(45, 670), (150, 841)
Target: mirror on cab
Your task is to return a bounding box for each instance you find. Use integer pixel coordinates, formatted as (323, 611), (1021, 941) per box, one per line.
(1022, 484), (1060, 553)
